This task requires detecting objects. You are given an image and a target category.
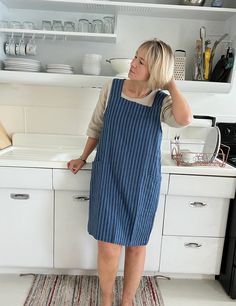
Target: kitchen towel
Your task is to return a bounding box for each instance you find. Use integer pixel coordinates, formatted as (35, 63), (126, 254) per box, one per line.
(23, 275), (164, 306)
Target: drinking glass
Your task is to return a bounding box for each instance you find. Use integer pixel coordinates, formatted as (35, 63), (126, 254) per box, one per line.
(103, 16), (114, 33)
(78, 19), (90, 32)
(9, 21), (22, 29)
(92, 19), (103, 33)
(42, 20), (52, 31)
(23, 21), (35, 30)
(64, 21), (75, 32)
(52, 20), (64, 31)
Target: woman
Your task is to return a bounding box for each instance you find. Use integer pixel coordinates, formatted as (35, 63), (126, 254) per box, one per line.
(68, 39), (192, 306)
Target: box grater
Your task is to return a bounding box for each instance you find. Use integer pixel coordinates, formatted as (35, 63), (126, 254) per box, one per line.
(174, 50), (186, 80)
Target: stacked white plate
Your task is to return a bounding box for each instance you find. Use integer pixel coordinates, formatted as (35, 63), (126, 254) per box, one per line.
(46, 64), (74, 74)
(3, 58), (41, 72)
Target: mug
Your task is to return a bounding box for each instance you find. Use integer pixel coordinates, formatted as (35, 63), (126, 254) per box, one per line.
(16, 38), (26, 56)
(5, 37), (16, 55)
(26, 38), (36, 55)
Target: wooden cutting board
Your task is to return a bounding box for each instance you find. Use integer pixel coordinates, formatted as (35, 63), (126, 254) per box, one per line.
(0, 122), (11, 149)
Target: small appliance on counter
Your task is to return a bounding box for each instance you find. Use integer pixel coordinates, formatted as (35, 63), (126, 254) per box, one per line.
(217, 122), (236, 299)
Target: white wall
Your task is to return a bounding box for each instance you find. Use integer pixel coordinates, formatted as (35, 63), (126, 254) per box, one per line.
(0, 13), (235, 140)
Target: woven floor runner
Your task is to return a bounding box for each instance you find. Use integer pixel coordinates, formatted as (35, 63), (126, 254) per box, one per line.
(23, 275), (164, 306)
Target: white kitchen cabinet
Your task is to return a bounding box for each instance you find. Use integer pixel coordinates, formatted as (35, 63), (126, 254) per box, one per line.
(0, 0), (235, 92)
(54, 190), (97, 269)
(164, 195), (229, 237)
(0, 188), (53, 268)
(0, 166), (53, 268)
(160, 174), (236, 275)
(54, 169), (169, 271)
(160, 236), (224, 274)
(118, 195), (165, 272)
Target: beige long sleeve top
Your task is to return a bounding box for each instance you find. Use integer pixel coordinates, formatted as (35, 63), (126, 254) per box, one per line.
(87, 80), (182, 139)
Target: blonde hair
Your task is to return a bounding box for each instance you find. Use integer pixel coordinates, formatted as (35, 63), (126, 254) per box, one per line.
(139, 39), (174, 90)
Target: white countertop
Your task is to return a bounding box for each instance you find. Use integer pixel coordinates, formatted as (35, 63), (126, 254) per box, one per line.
(0, 133), (235, 177)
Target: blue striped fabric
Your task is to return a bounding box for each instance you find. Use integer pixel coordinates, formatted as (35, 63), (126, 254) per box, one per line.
(88, 79), (167, 246)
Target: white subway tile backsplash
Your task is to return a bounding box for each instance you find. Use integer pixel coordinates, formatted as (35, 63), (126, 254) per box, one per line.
(25, 107), (92, 135)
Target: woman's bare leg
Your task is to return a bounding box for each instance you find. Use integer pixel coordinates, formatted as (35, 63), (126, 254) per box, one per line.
(120, 246), (146, 306)
(98, 241), (122, 306)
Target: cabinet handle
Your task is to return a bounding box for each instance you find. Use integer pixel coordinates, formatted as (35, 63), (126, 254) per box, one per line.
(73, 195), (90, 201)
(10, 193), (30, 200)
(189, 201), (207, 207)
(184, 242), (202, 248)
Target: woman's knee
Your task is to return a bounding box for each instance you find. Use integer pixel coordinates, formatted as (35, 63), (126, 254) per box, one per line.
(125, 245), (146, 257)
(98, 241), (122, 261)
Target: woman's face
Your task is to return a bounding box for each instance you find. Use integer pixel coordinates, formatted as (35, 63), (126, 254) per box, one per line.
(128, 48), (150, 82)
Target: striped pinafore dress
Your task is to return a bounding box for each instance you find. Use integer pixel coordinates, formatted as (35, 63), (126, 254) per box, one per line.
(88, 79), (167, 246)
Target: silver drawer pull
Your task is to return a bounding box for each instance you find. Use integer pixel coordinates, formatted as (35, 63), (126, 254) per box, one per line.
(10, 193), (30, 200)
(184, 242), (202, 248)
(189, 201), (207, 207)
(73, 195), (90, 201)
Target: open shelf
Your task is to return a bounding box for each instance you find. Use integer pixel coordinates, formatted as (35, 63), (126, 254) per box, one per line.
(0, 70), (232, 93)
(0, 28), (116, 43)
(1, 0), (236, 21)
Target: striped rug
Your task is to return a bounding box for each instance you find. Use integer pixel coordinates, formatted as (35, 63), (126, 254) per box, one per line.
(23, 275), (164, 306)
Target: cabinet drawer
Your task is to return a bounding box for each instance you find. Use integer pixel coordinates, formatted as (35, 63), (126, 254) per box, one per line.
(168, 175), (236, 198)
(0, 167), (52, 189)
(53, 169), (91, 191)
(160, 236), (224, 274)
(164, 196), (229, 237)
(53, 170), (169, 194)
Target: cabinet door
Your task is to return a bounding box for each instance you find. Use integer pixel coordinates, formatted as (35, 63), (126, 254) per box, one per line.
(164, 195), (229, 237)
(160, 236), (224, 274)
(118, 195), (165, 272)
(54, 190), (97, 269)
(0, 188), (53, 268)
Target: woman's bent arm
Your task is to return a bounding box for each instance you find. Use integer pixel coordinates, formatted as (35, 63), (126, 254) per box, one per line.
(67, 137), (99, 174)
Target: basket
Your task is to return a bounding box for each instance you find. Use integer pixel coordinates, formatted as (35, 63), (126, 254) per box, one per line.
(170, 140), (229, 167)
(174, 49), (186, 80)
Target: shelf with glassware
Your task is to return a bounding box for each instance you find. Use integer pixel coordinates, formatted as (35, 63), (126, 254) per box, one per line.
(1, 0), (236, 21)
(0, 70), (232, 93)
(0, 28), (117, 43)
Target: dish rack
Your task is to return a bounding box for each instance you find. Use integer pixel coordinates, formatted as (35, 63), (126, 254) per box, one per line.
(170, 140), (230, 167)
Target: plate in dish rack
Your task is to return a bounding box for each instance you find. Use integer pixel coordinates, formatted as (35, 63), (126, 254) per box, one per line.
(202, 126), (221, 162)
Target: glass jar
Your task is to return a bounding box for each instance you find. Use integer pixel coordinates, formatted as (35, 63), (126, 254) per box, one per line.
(92, 19), (103, 33)
(103, 16), (114, 33)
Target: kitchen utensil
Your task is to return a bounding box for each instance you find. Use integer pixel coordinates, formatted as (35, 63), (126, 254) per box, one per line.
(106, 58), (132, 77)
(173, 50), (186, 80)
(208, 33), (228, 78)
(179, 0), (205, 5)
(194, 40), (204, 80)
(204, 47), (211, 80)
(210, 46), (234, 82)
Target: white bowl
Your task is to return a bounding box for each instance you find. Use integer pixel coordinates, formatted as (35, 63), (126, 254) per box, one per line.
(106, 58), (132, 76)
